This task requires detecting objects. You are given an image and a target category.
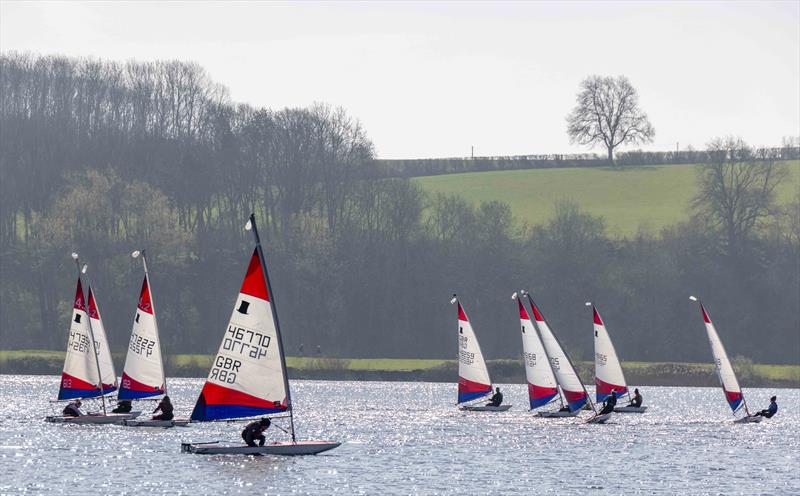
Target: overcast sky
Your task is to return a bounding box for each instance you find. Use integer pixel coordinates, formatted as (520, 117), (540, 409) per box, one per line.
(2, 1), (798, 159)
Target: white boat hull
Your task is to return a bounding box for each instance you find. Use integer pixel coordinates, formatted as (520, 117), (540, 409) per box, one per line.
(734, 415), (763, 424)
(459, 405), (512, 412)
(45, 412), (140, 424)
(123, 417), (190, 427)
(614, 406), (648, 413)
(586, 413), (612, 424)
(181, 441), (340, 456)
(537, 410), (578, 418)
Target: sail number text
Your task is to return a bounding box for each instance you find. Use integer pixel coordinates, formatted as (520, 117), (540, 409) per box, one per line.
(524, 352), (537, 368)
(222, 324), (271, 359)
(210, 355), (241, 383)
(595, 352), (607, 367)
(128, 331), (156, 357)
(68, 330), (92, 354)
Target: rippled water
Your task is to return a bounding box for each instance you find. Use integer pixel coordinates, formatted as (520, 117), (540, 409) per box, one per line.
(0, 375), (797, 495)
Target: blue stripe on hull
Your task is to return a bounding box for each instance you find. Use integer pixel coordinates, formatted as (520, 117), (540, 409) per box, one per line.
(191, 404), (285, 422)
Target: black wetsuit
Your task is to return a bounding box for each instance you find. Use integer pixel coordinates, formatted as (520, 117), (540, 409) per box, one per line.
(629, 392), (643, 408)
(152, 399), (174, 420)
(63, 403), (82, 417)
(112, 401), (132, 413)
(599, 394), (617, 415)
(486, 392), (503, 407)
(241, 421), (267, 447)
(755, 401), (778, 418)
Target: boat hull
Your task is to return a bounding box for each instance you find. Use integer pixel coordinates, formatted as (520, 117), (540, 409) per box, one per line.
(459, 405), (512, 412)
(586, 413), (612, 424)
(734, 415), (763, 424)
(181, 441), (340, 456)
(123, 417), (190, 427)
(45, 412), (140, 424)
(537, 410), (578, 418)
(614, 406), (648, 413)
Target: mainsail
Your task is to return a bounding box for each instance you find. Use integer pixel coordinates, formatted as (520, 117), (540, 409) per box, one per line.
(452, 296), (493, 404)
(87, 286), (118, 394)
(516, 296), (558, 409)
(191, 248), (289, 421)
(592, 304), (628, 402)
(119, 273), (166, 399)
(525, 294), (589, 412)
(693, 298), (746, 414)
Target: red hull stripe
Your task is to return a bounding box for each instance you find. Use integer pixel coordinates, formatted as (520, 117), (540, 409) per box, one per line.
(199, 381), (285, 410)
(593, 306), (604, 326)
(121, 372), (163, 393)
(73, 279), (86, 311)
(458, 376), (491, 394)
(137, 276), (154, 314)
(596, 377), (627, 397)
(530, 301), (545, 322)
(517, 299), (530, 319)
(457, 302), (469, 322)
(240, 249), (270, 301)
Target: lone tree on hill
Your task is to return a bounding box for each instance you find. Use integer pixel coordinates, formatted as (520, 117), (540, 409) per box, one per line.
(566, 75), (655, 163)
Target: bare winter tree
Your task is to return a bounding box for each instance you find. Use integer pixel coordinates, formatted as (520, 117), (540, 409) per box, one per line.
(566, 75), (655, 163)
(692, 137), (788, 255)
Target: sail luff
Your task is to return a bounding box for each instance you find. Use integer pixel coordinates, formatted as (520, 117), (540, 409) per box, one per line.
(249, 213), (296, 442)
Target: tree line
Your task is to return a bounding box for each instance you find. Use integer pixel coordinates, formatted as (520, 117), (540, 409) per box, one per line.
(0, 53), (797, 365)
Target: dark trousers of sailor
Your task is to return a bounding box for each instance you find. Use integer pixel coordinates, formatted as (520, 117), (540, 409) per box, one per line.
(243, 432), (265, 447)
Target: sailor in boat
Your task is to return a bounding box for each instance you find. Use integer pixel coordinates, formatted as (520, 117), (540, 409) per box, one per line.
(242, 418), (271, 447)
(753, 396), (778, 419)
(627, 388), (643, 408)
(112, 400), (132, 413)
(598, 389), (617, 415)
(485, 387), (503, 407)
(151, 396), (174, 421)
(62, 399), (83, 417)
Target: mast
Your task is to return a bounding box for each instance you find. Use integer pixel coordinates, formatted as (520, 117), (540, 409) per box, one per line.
(525, 291), (597, 413)
(247, 213), (296, 442)
(134, 249), (168, 396)
(73, 254), (107, 415)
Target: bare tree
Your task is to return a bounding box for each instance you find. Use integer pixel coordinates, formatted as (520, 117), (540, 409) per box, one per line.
(692, 137), (788, 255)
(566, 75), (654, 163)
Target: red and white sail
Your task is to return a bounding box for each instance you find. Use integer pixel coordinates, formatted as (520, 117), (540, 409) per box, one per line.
(592, 304), (627, 402)
(526, 296), (589, 412)
(517, 297), (559, 409)
(87, 286), (118, 394)
(119, 275), (165, 399)
(695, 300), (744, 413)
(58, 279), (106, 400)
(454, 298), (493, 404)
(191, 249), (289, 421)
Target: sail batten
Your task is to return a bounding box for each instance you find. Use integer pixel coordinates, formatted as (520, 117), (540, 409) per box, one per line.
(455, 299), (492, 404)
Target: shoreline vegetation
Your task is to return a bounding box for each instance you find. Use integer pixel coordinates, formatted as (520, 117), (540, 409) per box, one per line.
(2, 350), (797, 388)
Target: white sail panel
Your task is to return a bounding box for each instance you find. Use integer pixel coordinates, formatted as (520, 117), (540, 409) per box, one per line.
(87, 287), (118, 393)
(456, 300), (492, 404)
(592, 305), (627, 402)
(528, 297), (588, 411)
(699, 302), (743, 413)
(518, 298), (558, 409)
(58, 279), (102, 400)
(191, 249), (288, 421)
(119, 275), (165, 399)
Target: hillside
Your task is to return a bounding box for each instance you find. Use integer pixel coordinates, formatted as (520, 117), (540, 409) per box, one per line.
(414, 161), (800, 236)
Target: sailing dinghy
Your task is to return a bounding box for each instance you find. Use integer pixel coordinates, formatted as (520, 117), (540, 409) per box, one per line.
(589, 303), (647, 413)
(119, 250), (188, 427)
(689, 296), (762, 424)
(512, 292), (559, 413)
(451, 295), (511, 412)
(182, 214), (340, 455)
(46, 254), (139, 424)
(521, 291), (609, 423)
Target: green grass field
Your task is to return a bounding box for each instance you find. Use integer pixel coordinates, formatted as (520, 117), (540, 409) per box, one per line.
(414, 161), (800, 236)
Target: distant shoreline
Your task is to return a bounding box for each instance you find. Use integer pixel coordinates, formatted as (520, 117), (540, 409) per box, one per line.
(1, 350), (797, 388)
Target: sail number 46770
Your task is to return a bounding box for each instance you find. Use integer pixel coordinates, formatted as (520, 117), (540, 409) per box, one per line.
(223, 324), (271, 359)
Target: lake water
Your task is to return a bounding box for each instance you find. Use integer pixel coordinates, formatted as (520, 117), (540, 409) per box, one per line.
(0, 375), (797, 495)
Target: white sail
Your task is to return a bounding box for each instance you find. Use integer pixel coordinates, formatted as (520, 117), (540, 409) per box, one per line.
(695, 300), (744, 413)
(526, 295), (589, 411)
(58, 279), (103, 400)
(191, 249), (289, 421)
(517, 297), (559, 409)
(454, 298), (493, 404)
(592, 304), (627, 402)
(87, 286), (118, 393)
(119, 275), (166, 399)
